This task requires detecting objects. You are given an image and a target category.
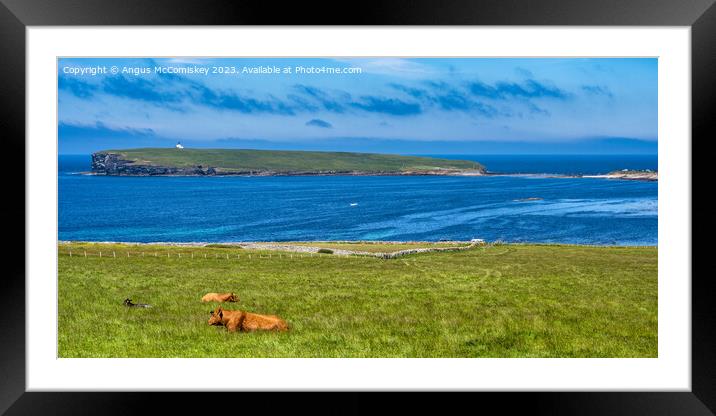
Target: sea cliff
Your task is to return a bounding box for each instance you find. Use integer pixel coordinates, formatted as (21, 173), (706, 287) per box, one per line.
(91, 152), (220, 176)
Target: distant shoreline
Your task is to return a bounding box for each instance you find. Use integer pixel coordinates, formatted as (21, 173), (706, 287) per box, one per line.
(583, 171), (658, 181)
(81, 170), (487, 177)
(487, 172), (657, 181)
(78, 171), (658, 181)
(63, 152), (657, 180)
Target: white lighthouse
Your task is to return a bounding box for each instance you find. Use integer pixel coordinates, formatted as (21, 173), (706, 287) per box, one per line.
(175, 142), (184, 149)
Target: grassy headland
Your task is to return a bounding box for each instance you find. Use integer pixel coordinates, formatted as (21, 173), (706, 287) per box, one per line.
(91, 148), (485, 176)
(58, 241), (657, 358)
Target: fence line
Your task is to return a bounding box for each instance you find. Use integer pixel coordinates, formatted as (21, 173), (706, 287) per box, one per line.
(58, 242), (627, 262)
(58, 242), (490, 262)
(58, 249), (363, 261)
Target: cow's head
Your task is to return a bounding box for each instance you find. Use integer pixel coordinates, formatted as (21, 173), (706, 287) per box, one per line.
(228, 293), (238, 303)
(208, 306), (224, 325)
(123, 298), (133, 306)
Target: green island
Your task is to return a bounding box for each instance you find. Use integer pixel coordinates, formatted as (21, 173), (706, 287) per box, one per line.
(91, 148), (486, 176)
(58, 241), (657, 358)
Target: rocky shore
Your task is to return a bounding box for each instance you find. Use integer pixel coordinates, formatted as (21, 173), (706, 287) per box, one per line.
(485, 171), (658, 181)
(91, 152), (219, 176)
(237, 242), (479, 259)
(583, 170), (658, 181)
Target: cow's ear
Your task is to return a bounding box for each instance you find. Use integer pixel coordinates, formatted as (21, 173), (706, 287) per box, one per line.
(219, 309), (223, 318)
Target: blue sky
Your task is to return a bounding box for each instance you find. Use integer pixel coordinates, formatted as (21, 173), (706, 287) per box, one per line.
(58, 57), (657, 154)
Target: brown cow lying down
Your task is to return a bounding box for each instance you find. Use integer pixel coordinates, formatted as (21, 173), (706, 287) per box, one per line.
(201, 292), (238, 303)
(208, 305), (288, 332)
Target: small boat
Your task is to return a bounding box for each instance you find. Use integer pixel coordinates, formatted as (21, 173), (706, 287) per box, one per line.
(350, 203), (358, 206)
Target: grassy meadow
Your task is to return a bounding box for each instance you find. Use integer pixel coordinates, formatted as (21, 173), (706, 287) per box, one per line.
(58, 242), (657, 358)
(100, 148), (484, 173)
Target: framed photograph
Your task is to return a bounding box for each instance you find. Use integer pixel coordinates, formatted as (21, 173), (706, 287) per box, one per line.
(4, 0), (712, 414)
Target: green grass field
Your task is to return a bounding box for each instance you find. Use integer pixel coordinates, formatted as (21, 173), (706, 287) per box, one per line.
(58, 242), (657, 358)
(99, 148), (484, 173)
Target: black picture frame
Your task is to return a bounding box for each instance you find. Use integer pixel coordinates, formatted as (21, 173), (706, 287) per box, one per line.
(2, 0), (712, 414)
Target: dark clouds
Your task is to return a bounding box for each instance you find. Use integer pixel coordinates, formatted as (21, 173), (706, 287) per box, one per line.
(293, 85), (346, 113)
(393, 81), (500, 117)
(58, 121), (156, 138)
(102, 76), (182, 104)
(581, 85), (614, 98)
(305, 119), (333, 128)
(190, 84), (295, 115)
(59, 70), (577, 120)
(58, 77), (98, 98)
(390, 82), (486, 117)
(468, 79), (569, 100)
(350, 96), (422, 116)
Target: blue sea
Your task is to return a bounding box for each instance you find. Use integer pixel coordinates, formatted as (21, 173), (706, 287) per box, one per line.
(58, 154), (658, 245)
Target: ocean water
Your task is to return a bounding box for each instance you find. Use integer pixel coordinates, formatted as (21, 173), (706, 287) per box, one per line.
(58, 154), (658, 245)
